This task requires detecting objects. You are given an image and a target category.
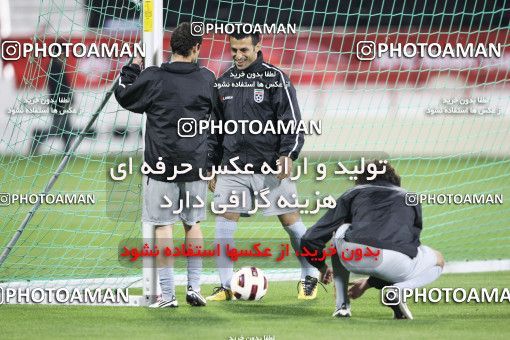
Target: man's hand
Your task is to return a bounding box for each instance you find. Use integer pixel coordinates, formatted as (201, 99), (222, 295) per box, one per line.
(132, 55), (144, 67)
(208, 172), (216, 192)
(277, 156), (293, 180)
(348, 278), (370, 299)
(319, 264), (333, 284)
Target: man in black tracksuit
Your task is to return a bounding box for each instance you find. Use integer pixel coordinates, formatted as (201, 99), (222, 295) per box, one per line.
(301, 160), (445, 319)
(115, 46), (218, 183)
(115, 22), (217, 308)
(207, 54), (304, 172)
(206, 32), (319, 302)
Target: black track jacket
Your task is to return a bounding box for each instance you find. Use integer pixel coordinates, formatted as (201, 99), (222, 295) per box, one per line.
(301, 180), (423, 270)
(208, 52), (305, 171)
(115, 62), (219, 182)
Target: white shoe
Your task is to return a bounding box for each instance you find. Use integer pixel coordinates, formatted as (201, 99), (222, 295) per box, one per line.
(383, 289), (413, 320)
(149, 296), (178, 308)
(332, 303), (351, 318)
(391, 300), (413, 320)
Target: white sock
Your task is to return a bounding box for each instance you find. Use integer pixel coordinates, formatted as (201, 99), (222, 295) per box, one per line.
(215, 216), (237, 288)
(331, 254), (350, 309)
(158, 267), (175, 301)
(187, 255), (202, 292)
(395, 266), (443, 290)
(283, 220), (319, 280)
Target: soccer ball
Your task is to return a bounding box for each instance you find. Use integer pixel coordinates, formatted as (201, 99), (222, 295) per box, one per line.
(230, 267), (268, 300)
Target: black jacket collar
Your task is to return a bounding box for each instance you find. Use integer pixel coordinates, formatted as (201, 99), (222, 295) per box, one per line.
(161, 61), (200, 74)
(359, 179), (399, 188)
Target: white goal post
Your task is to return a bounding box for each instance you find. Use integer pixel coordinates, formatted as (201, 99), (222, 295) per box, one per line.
(140, 0), (164, 306)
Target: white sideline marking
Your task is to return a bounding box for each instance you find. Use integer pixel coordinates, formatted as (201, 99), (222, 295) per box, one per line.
(444, 259), (510, 273)
(1, 260), (508, 306)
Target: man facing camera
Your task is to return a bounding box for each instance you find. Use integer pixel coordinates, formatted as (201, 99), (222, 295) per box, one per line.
(206, 31), (319, 301)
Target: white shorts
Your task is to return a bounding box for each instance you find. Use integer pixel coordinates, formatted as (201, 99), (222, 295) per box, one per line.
(334, 224), (438, 283)
(213, 174), (298, 216)
(142, 176), (207, 225)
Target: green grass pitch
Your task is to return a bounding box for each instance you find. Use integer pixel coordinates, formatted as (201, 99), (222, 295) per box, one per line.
(0, 155), (509, 280)
(1, 272), (509, 339)
(0, 155), (509, 339)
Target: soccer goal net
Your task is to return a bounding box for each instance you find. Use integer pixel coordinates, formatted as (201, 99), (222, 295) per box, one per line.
(0, 0), (509, 303)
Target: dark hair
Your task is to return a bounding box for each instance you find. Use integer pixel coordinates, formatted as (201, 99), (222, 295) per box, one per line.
(171, 22), (203, 57)
(355, 159), (401, 186)
(229, 32), (260, 46)
(50, 39), (67, 57)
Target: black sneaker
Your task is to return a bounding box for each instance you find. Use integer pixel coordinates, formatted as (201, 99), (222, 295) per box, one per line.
(383, 289), (413, 320)
(186, 286), (207, 306)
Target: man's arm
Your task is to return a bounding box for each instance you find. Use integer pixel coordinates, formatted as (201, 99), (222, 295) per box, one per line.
(367, 276), (393, 289)
(114, 57), (156, 113)
(300, 192), (351, 271)
(414, 203), (423, 231)
(272, 72), (305, 161)
(207, 86), (224, 170)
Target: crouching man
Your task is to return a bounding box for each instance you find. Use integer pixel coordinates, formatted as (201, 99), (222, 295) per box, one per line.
(301, 160), (444, 319)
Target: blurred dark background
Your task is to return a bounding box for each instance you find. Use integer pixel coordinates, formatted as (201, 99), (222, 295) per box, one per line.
(85, 0), (510, 29)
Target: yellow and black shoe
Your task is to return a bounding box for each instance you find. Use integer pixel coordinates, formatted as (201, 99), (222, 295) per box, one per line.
(297, 275), (319, 300)
(206, 286), (233, 301)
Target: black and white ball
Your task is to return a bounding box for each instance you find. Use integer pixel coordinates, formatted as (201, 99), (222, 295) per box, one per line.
(230, 267), (268, 300)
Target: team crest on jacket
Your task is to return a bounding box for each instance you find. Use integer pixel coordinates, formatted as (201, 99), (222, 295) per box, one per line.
(254, 89), (264, 103)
